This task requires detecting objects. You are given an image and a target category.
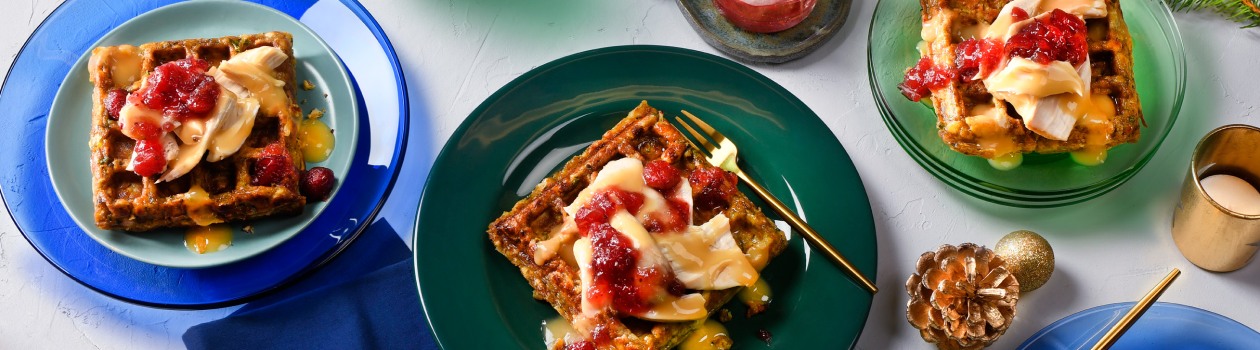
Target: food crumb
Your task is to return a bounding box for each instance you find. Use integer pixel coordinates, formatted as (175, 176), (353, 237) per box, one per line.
(717, 309), (732, 323)
(746, 301), (768, 317)
(242, 225), (254, 234)
(302, 79), (315, 90)
(307, 108), (324, 120)
(756, 329), (773, 345)
(710, 334), (734, 350)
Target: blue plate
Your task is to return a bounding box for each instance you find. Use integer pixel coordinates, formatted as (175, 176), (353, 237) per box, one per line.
(46, 0), (359, 269)
(1019, 302), (1260, 349)
(0, 0), (408, 308)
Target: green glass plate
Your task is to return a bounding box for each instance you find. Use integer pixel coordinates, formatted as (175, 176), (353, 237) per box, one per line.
(45, 0), (358, 268)
(414, 46), (876, 349)
(868, 0), (1185, 207)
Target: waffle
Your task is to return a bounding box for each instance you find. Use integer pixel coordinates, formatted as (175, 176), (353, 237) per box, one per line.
(919, 0), (1143, 158)
(88, 32), (305, 231)
(488, 102), (788, 349)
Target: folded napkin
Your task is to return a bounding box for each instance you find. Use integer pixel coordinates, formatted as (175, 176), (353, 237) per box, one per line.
(183, 219), (438, 350)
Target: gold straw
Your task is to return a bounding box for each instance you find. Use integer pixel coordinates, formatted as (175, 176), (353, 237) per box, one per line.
(1090, 268), (1181, 350)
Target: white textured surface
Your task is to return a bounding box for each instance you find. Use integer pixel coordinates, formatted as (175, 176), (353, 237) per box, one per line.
(1, 0), (1258, 349)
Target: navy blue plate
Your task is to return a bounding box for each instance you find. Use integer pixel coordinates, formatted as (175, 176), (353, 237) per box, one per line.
(1020, 302), (1260, 349)
(0, 0), (408, 309)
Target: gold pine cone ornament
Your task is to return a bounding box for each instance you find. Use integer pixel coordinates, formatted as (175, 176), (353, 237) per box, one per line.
(906, 243), (1020, 349)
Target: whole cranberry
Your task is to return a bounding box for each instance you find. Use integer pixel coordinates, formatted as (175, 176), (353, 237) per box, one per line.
(252, 143), (294, 187)
(131, 139), (166, 177)
(643, 159), (681, 191)
(689, 167), (740, 211)
(300, 166), (336, 201)
(104, 89), (128, 119)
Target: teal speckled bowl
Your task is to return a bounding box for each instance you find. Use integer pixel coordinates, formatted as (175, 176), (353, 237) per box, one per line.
(677, 0), (852, 63)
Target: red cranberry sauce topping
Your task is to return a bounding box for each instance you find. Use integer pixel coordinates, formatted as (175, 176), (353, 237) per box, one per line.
(590, 324), (612, 348)
(575, 188), (657, 315)
(898, 57), (956, 102)
(575, 189), (645, 234)
(564, 341), (595, 350)
(641, 159), (689, 233)
(1005, 9), (1087, 66)
(251, 142), (295, 186)
(1011, 7), (1030, 22)
(576, 181), (692, 315)
(586, 222), (652, 315)
(955, 38), (1004, 81)
(643, 198), (690, 234)
(130, 58), (220, 122)
(131, 139), (166, 177)
(104, 89), (129, 120)
(128, 119), (163, 140)
(643, 159), (681, 191)
(689, 167), (740, 211)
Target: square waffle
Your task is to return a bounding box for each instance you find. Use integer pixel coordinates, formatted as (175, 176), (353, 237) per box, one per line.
(88, 32), (305, 232)
(919, 0), (1143, 158)
(488, 102), (788, 349)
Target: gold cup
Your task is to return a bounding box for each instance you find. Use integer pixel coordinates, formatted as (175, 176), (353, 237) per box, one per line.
(1172, 124), (1260, 272)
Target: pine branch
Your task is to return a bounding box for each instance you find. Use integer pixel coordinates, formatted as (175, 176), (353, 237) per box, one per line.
(1164, 0), (1260, 28)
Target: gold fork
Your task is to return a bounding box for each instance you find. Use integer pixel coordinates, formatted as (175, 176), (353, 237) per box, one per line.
(675, 111), (879, 294)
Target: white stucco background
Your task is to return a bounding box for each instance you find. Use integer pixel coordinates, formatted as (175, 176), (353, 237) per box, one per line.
(1, 0), (1257, 348)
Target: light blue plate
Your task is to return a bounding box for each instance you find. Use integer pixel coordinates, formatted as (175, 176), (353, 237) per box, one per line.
(1020, 302), (1260, 349)
(44, 0), (358, 268)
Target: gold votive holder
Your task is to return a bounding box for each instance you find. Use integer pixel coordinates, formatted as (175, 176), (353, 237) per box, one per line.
(1172, 124), (1260, 272)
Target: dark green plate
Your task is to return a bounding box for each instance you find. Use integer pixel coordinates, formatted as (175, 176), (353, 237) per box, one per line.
(413, 45), (876, 349)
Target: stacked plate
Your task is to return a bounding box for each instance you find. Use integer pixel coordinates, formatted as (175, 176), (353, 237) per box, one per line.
(0, 0), (408, 308)
(867, 0), (1186, 207)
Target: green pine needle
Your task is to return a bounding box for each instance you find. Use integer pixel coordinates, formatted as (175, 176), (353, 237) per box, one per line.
(1164, 0), (1260, 27)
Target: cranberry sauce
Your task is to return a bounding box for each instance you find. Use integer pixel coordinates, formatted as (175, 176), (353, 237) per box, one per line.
(641, 160), (689, 234)
(955, 38), (1004, 81)
(104, 89), (128, 119)
(898, 57), (956, 102)
(252, 142), (295, 186)
(643, 159), (681, 192)
(576, 167), (697, 315)
(1006, 9), (1087, 66)
(689, 167), (740, 211)
(131, 139), (166, 177)
(130, 58), (220, 123)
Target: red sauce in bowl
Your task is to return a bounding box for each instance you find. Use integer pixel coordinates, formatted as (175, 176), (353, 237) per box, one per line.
(713, 0), (817, 33)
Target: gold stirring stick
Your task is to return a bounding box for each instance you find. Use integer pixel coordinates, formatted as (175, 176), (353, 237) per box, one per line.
(1090, 268), (1181, 350)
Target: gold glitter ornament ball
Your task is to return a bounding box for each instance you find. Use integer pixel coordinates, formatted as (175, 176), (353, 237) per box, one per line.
(995, 230), (1054, 293)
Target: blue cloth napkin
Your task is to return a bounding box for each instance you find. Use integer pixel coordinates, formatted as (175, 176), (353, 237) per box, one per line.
(183, 219), (439, 350)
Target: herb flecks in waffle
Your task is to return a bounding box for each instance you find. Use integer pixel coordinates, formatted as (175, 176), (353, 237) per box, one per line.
(488, 102), (788, 349)
(88, 32), (314, 232)
(901, 0), (1142, 166)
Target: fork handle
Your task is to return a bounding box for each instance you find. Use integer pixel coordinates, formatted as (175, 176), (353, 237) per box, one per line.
(733, 170), (879, 294)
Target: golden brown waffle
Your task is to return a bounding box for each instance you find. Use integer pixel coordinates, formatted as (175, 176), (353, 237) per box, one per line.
(88, 32), (305, 232)
(920, 0), (1142, 158)
(488, 102), (787, 349)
